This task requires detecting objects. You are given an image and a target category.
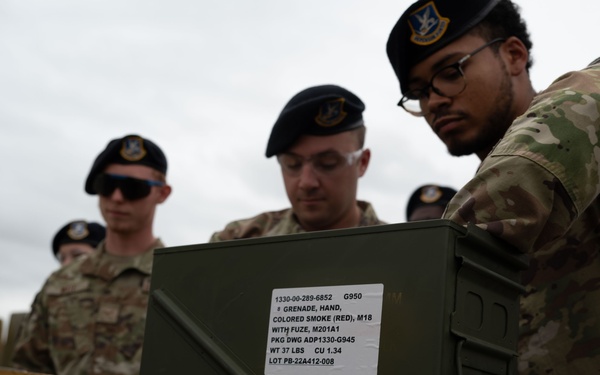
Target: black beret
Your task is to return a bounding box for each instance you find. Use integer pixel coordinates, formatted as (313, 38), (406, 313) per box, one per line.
(387, 0), (500, 96)
(85, 134), (167, 194)
(265, 85), (365, 158)
(406, 184), (457, 220)
(52, 220), (106, 257)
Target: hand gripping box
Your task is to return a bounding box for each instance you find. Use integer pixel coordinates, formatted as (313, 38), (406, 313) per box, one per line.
(140, 220), (528, 375)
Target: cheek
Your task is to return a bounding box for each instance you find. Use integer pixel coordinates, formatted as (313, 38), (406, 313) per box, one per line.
(464, 91), (496, 123)
(98, 196), (111, 209)
(327, 173), (355, 195)
(135, 200), (156, 216)
(466, 70), (504, 104)
(281, 175), (297, 197)
(424, 114), (436, 129)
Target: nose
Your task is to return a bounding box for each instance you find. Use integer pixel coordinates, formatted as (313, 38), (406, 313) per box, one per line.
(109, 187), (126, 201)
(297, 163), (320, 190)
(424, 89), (452, 115)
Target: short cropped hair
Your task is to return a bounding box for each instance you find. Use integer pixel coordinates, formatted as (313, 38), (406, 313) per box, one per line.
(352, 126), (367, 149)
(470, 0), (533, 71)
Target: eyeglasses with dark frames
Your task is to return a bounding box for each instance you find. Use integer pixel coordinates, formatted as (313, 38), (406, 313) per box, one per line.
(399, 38), (506, 117)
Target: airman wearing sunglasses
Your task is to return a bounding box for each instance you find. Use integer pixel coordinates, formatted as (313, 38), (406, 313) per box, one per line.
(13, 135), (172, 375)
(210, 85), (385, 241)
(388, 0), (600, 372)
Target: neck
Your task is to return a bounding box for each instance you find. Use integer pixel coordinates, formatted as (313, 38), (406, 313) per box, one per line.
(517, 87), (537, 117)
(302, 203), (361, 232)
(104, 227), (157, 257)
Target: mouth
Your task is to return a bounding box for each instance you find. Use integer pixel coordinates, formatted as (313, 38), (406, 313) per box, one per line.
(433, 115), (464, 136)
(105, 208), (128, 217)
(298, 197), (325, 205)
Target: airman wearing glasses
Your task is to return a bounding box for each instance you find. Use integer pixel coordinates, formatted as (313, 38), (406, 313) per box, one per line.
(388, 0), (600, 373)
(210, 84), (384, 241)
(13, 135), (172, 375)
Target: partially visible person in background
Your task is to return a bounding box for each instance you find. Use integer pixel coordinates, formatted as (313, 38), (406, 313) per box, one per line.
(406, 184), (457, 221)
(0, 223), (104, 367)
(52, 220), (105, 266)
(12, 134), (172, 375)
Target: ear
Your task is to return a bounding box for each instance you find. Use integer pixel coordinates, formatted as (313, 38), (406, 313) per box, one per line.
(500, 36), (529, 76)
(156, 184), (172, 204)
(357, 148), (371, 177)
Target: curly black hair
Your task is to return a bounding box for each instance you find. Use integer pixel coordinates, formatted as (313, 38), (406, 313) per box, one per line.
(470, 0), (534, 71)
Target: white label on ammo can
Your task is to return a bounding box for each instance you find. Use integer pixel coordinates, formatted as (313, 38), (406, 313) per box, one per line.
(265, 284), (383, 374)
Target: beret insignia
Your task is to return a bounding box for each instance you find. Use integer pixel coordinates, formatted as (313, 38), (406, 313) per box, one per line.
(120, 136), (147, 161)
(408, 1), (450, 46)
(315, 98), (347, 127)
(420, 185), (443, 203)
(67, 221), (89, 240)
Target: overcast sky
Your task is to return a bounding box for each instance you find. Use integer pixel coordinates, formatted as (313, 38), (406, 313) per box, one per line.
(0, 0), (597, 328)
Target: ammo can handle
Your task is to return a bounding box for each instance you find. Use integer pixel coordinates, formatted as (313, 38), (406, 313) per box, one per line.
(152, 289), (256, 375)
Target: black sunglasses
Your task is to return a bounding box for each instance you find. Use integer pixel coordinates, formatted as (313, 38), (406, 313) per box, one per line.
(93, 173), (165, 201)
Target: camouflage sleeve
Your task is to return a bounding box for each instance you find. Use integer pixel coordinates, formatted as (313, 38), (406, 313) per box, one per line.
(444, 65), (600, 253)
(443, 155), (574, 253)
(208, 210), (288, 242)
(357, 201), (386, 226)
(11, 288), (55, 374)
(209, 221), (242, 242)
(209, 218), (259, 242)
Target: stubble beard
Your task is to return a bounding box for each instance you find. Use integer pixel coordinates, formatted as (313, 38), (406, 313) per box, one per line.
(447, 71), (515, 157)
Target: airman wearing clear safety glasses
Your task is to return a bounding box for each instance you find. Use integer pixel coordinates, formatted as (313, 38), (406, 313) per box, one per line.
(210, 85), (385, 241)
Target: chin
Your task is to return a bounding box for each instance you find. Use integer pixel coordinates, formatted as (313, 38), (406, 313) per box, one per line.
(108, 222), (135, 234)
(447, 148), (472, 157)
(446, 140), (478, 157)
(298, 215), (330, 231)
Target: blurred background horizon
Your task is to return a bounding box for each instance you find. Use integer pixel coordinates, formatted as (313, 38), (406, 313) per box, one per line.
(1, 0), (596, 334)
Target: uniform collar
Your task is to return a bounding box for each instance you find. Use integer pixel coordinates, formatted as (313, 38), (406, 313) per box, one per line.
(80, 238), (164, 281)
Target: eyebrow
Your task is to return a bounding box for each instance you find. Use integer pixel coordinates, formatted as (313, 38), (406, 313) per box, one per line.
(430, 52), (465, 72)
(408, 51), (467, 88)
(283, 149), (339, 158)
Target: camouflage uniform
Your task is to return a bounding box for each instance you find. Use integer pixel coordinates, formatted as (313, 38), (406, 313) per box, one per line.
(210, 201), (384, 242)
(444, 61), (600, 373)
(12, 239), (164, 375)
